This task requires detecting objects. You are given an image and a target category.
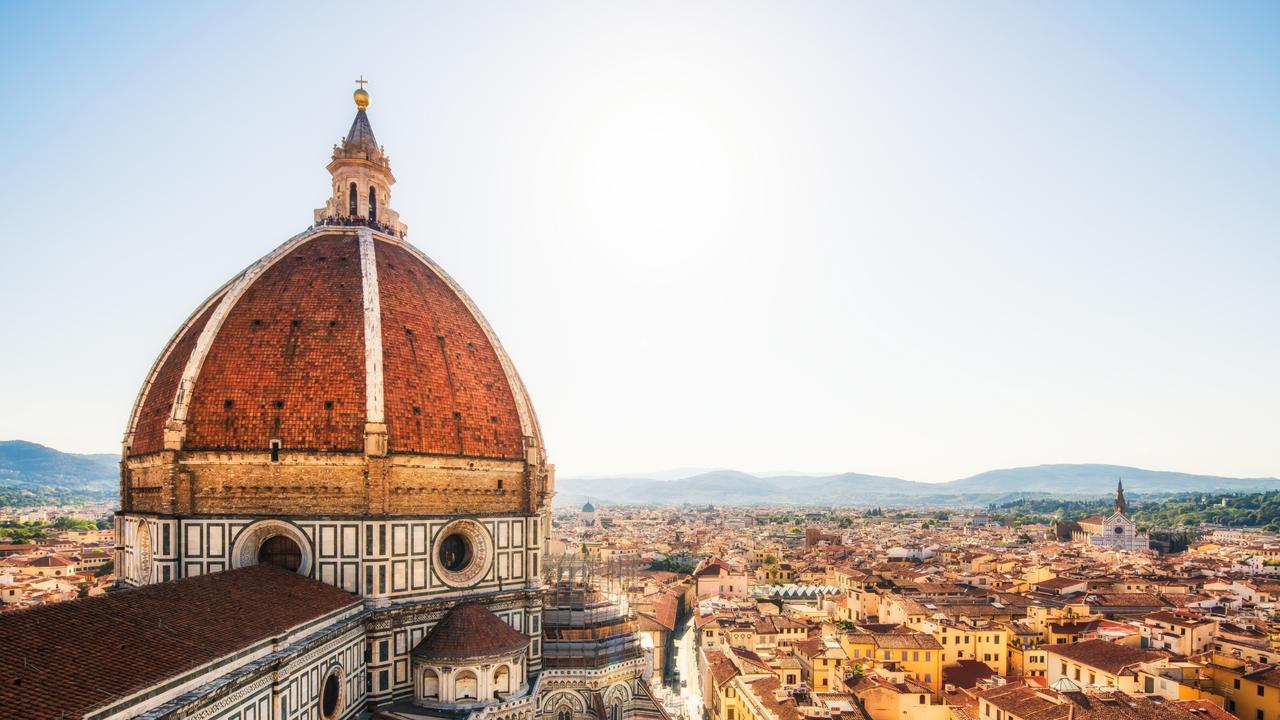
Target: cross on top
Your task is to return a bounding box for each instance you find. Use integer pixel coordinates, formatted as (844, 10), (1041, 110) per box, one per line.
(355, 76), (369, 89)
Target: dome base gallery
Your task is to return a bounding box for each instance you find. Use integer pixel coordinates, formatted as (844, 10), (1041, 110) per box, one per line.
(0, 84), (662, 720)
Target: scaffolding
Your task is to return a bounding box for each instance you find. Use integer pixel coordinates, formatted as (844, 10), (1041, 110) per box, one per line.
(541, 552), (644, 670)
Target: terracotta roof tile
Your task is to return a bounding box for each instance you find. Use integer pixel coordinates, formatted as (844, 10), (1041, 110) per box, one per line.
(0, 566), (359, 720)
(1046, 639), (1167, 675)
(412, 603), (529, 661)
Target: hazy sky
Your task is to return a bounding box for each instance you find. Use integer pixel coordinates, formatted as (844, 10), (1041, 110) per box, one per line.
(1, 2), (1277, 481)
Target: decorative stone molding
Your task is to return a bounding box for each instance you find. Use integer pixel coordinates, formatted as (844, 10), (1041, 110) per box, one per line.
(136, 518), (153, 584)
(432, 519), (494, 588)
(230, 519), (314, 576)
(320, 662), (346, 720)
(185, 676), (273, 720)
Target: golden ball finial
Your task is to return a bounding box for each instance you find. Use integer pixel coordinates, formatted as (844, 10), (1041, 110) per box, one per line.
(354, 76), (370, 109)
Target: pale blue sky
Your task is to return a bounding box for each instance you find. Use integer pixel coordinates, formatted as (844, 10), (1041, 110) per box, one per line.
(0, 2), (1276, 481)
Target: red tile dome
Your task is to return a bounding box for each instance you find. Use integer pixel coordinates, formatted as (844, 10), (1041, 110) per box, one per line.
(123, 228), (540, 462)
(411, 603), (530, 662)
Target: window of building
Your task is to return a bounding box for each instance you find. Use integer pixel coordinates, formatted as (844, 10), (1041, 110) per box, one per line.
(1257, 685), (1265, 697)
(368, 186), (378, 222)
(423, 669), (439, 698)
(349, 183), (358, 216)
(320, 670), (342, 720)
(257, 535), (302, 572)
(486, 665), (508, 694)
(455, 671), (478, 700)
(439, 532), (473, 572)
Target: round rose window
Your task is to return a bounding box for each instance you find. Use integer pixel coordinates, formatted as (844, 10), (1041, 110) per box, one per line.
(439, 533), (472, 572)
(432, 520), (492, 587)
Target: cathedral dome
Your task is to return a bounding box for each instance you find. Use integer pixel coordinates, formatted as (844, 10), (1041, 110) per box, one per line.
(124, 229), (538, 461)
(119, 85), (551, 520)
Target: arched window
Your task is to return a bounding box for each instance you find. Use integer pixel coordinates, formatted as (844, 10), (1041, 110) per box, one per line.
(348, 182), (358, 216)
(368, 186), (378, 222)
(422, 669), (440, 698)
(257, 535), (302, 572)
(557, 709), (572, 720)
(494, 665), (511, 694)
(610, 704), (621, 720)
(320, 671), (342, 720)
(455, 671), (478, 700)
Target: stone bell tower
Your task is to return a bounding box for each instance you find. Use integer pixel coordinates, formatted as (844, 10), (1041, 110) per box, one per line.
(315, 78), (407, 236)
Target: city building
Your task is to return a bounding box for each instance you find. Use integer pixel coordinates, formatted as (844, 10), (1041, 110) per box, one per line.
(1073, 481), (1150, 552)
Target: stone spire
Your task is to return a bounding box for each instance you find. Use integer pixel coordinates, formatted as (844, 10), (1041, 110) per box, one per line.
(1115, 478), (1127, 516)
(340, 77), (380, 160)
(314, 78), (407, 236)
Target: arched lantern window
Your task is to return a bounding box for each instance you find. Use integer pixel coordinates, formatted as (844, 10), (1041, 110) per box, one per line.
(494, 665), (511, 694)
(349, 182), (358, 216)
(455, 671), (478, 700)
(368, 186), (378, 222)
(422, 669), (440, 698)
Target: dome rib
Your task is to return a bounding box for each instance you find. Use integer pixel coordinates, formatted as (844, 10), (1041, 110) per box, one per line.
(378, 234), (544, 455)
(170, 228), (321, 430)
(183, 233), (367, 451)
(124, 285), (231, 455)
(357, 229), (386, 426)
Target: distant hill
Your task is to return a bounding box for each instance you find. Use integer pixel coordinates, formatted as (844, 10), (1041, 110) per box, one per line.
(0, 440), (118, 492)
(4, 439), (1276, 510)
(944, 464), (1280, 495)
(556, 464), (1280, 508)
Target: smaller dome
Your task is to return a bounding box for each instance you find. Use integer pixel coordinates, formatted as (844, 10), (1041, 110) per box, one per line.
(413, 603), (529, 662)
(582, 501), (595, 513)
(354, 87), (370, 109)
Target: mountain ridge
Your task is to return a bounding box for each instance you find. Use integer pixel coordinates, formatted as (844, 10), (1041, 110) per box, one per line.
(557, 464), (1280, 507)
(3, 441), (1276, 508)
(0, 440), (118, 492)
